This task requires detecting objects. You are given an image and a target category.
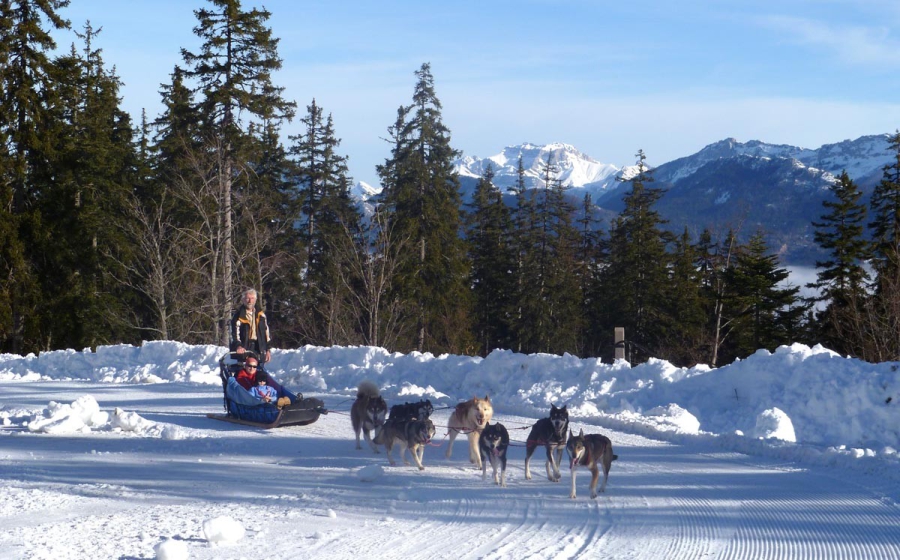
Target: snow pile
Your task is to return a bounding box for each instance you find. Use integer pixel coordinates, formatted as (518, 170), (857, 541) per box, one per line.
(24, 395), (195, 439)
(357, 464), (385, 482)
(28, 395), (109, 434)
(753, 408), (797, 442)
(202, 516), (245, 544)
(2, 340), (899, 454)
(154, 538), (189, 560)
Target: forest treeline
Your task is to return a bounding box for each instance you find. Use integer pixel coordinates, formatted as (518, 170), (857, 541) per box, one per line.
(2, 0), (900, 366)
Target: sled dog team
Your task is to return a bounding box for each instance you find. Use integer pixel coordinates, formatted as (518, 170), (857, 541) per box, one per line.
(350, 380), (618, 499)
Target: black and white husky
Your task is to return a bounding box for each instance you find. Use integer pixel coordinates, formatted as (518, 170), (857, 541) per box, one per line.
(374, 417), (436, 470)
(524, 404), (569, 482)
(387, 399), (434, 423)
(350, 380), (387, 453)
(479, 422), (510, 487)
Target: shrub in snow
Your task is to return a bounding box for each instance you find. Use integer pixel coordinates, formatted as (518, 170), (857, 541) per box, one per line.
(202, 516), (245, 544)
(753, 407), (796, 442)
(154, 538), (189, 560)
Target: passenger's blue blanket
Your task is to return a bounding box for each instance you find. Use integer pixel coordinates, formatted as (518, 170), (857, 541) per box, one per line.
(226, 377), (266, 406)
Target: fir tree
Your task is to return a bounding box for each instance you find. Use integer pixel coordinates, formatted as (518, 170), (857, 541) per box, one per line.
(376, 63), (472, 353)
(466, 164), (516, 354)
(180, 0), (295, 344)
(869, 131), (900, 277)
(596, 150), (672, 359)
(0, 0), (70, 352)
(287, 100), (360, 345)
(809, 170), (870, 355)
(659, 228), (707, 365)
(724, 230), (801, 359)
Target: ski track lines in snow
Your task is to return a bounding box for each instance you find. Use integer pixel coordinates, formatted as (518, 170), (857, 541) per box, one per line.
(2, 384), (900, 559)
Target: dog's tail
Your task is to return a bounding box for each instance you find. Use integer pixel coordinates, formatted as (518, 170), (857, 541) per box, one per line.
(357, 379), (380, 399)
(611, 454), (619, 461)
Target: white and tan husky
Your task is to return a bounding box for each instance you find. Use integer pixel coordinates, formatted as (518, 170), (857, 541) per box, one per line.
(566, 428), (618, 499)
(445, 395), (494, 469)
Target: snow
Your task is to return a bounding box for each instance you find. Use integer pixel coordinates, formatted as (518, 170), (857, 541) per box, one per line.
(2, 341), (900, 558)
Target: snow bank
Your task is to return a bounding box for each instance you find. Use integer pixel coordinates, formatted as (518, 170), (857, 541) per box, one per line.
(2, 340), (898, 455)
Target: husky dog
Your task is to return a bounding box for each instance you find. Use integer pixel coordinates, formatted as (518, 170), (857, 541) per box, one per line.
(445, 395), (494, 469)
(566, 428), (618, 499)
(350, 380), (387, 453)
(524, 404), (569, 482)
(374, 418), (436, 470)
(479, 422), (510, 487)
(388, 399), (434, 423)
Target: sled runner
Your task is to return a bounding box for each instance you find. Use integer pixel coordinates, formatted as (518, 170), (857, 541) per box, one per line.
(208, 353), (325, 429)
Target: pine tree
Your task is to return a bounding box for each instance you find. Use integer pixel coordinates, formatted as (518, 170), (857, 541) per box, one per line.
(869, 131), (900, 277)
(37, 23), (138, 349)
(724, 230), (801, 359)
(466, 164), (516, 354)
(809, 170), (871, 355)
(659, 228), (707, 365)
(376, 63), (472, 353)
(0, 0), (70, 352)
(287, 100), (361, 345)
(180, 0), (295, 344)
(595, 150), (672, 359)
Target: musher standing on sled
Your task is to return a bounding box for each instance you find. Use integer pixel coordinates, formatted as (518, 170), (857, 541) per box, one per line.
(230, 288), (271, 364)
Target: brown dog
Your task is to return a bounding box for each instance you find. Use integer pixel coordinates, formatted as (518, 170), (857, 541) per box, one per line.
(566, 428), (618, 499)
(445, 395), (494, 469)
(350, 380), (387, 453)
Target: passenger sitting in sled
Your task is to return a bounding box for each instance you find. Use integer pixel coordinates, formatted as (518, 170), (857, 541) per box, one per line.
(234, 356), (260, 391)
(248, 371), (277, 403)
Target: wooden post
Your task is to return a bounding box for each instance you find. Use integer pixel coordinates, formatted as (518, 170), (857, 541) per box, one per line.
(614, 327), (625, 361)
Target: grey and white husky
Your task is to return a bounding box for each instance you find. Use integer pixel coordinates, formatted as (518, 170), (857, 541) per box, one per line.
(524, 404), (569, 482)
(350, 380), (387, 453)
(566, 428), (618, 499)
(374, 418), (436, 470)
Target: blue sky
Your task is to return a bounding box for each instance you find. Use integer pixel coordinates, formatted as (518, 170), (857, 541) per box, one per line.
(54, 0), (900, 186)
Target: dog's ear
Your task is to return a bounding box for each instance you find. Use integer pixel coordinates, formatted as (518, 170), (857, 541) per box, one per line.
(551, 404), (558, 412)
(485, 395), (491, 402)
(578, 428), (584, 437)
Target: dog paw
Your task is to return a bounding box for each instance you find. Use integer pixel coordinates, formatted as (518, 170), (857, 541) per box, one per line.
(418, 466), (425, 471)
(590, 493), (598, 499)
(569, 493), (577, 499)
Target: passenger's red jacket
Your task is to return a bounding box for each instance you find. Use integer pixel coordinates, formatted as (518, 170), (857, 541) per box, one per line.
(235, 368), (256, 391)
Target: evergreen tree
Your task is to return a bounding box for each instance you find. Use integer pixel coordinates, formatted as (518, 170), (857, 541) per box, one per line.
(724, 230), (801, 359)
(869, 131), (900, 277)
(466, 164), (516, 354)
(376, 63), (472, 353)
(0, 0), (70, 352)
(38, 23), (138, 349)
(659, 228), (707, 365)
(180, 0), (295, 344)
(861, 131), (900, 361)
(596, 150), (672, 359)
(809, 170), (871, 355)
(287, 100), (361, 345)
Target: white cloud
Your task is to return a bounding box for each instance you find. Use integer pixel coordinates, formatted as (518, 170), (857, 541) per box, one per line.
(759, 15), (900, 67)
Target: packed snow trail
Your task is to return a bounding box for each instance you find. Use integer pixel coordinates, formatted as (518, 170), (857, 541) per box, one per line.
(1, 382), (899, 559)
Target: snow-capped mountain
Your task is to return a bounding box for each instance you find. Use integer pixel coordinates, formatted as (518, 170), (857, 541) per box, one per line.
(455, 142), (626, 198)
(597, 134), (894, 263)
(351, 135), (895, 264)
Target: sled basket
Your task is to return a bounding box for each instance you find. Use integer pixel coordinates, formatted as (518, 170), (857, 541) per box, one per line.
(209, 353), (325, 429)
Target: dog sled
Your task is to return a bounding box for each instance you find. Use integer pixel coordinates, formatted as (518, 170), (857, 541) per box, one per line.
(207, 353), (325, 429)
